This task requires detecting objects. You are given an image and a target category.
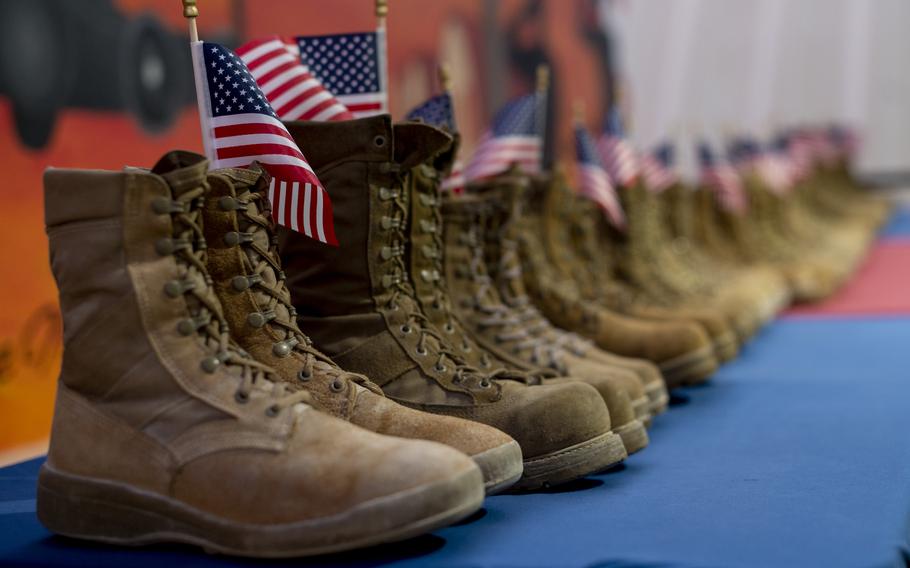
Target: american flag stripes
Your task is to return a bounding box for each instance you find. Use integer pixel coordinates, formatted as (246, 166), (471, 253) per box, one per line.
(464, 93), (543, 182)
(640, 142), (678, 193)
(575, 124), (626, 230)
(698, 142), (747, 214)
(190, 41), (337, 245)
(729, 139), (791, 195)
(406, 91), (465, 193)
(597, 107), (639, 188)
(296, 32), (388, 118)
(235, 36), (353, 122)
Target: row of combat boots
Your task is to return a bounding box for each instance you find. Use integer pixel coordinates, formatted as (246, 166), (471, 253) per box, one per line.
(36, 115), (884, 557)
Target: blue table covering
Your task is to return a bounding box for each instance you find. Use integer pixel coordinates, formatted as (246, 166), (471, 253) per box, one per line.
(3, 207), (910, 568)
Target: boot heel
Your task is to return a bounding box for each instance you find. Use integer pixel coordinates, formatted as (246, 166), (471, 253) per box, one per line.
(36, 465), (190, 546)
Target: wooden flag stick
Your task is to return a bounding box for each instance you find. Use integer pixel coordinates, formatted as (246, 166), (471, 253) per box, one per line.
(182, 0), (199, 42)
(573, 100), (586, 125)
(438, 63), (452, 92)
(536, 64), (549, 94)
(376, 0), (388, 30)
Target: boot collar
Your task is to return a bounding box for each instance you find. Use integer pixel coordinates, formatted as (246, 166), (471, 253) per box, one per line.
(284, 115), (453, 172)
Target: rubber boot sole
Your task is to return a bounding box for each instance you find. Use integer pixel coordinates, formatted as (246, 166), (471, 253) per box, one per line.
(645, 381), (670, 416)
(471, 440), (524, 495)
(614, 419), (649, 455)
(632, 396), (652, 428)
(713, 330), (739, 363)
(511, 431), (626, 491)
(659, 344), (719, 388)
(37, 463), (483, 558)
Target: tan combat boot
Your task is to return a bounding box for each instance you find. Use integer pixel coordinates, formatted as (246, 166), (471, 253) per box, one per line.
(664, 185), (791, 330)
(200, 165), (522, 494)
(516, 174), (719, 387)
(479, 178), (669, 418)
(441, 191), (649, 454)
(280, 117), (623, 490)
(542, 173), (740, 363)
(37, 151), (484, 557)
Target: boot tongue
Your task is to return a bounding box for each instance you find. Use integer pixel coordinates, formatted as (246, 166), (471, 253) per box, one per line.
(151, 151), (210, 197)
(394, 122), (453, 170)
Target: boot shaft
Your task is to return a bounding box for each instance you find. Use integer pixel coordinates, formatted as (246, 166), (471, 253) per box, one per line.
(281, 116), (498, 403)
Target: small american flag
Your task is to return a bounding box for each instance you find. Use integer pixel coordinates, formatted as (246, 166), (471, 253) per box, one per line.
(597, 106), (639, 188)
(698, 142), (747, 213)
(778, 132), (813, 182)
(729, 138), (791, 195)
(829, 125), (860, 159)
(640, 142), (678, 193)
(235, 36), (353, 122)
(575, 124), (625, 230)
(295, 32), (387, 118)
(464, 93), (543, 182)
(406, 91), (465, 193)
(190, 41), (337, 245)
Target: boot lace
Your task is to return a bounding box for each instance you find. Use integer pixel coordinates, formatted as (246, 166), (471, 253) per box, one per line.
(220, 184), (380, 394)
(380, 173), (493, 390)
(155, 182), (311, 414)
(460, 221), (567, 373)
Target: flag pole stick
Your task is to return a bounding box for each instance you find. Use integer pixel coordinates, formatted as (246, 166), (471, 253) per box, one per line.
(573, 100), (585, 126)
(438, 62), (452, 93)
(375, 0), (390, 113)
(535, 64), (549, 169)
(182, 0), (199, 42)
(376, 0), (388, 30)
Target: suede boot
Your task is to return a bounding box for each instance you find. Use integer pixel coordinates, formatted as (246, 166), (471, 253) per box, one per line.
(280, 117), (625, 489)
(478, 177), (670, 418)
(200, 164), (522, 494)
(516, 174), (719, 387)
(37, 151), (484, 557)
(441, 192), (649, 453)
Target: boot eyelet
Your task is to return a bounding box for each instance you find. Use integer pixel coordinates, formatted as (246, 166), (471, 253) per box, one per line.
(234, 391), (249, 403)
(462, 342), (472, 352)
(415, 346), (427, 356)
(265, 405), (280, 417)
(373, 135), (386, 147)
(434, 363), (446, 372)
(176, 319), (196, 336)
(151, 196), (173, 214)
(155, 238), (175, 256)
(201, 357), (220, 373)
(479, 379), (491, 388)
(444, 324), (455, 334)
(330, 379), (345, 392)
(400, 324), (412, 334)
(298, 369), (312, 381)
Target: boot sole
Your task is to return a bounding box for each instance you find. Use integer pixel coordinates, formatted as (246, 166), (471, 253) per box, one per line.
(714, 330), (739, 363)
(614, 419), (649, 455)
(659, 345), (719, 388)
(632, 396), (653, 428)
(511, 431), (627, 491)
(36, 463), (483, 558)
(471, 440), (524, 495)
(645, 381), (670, 416)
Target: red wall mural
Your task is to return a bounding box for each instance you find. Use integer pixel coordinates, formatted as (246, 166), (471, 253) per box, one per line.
(0, 0), (615, 458)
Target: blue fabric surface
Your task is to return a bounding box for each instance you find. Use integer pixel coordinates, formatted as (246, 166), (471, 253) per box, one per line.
(3, 318), (910, 568)
(879, 204), (910, 239)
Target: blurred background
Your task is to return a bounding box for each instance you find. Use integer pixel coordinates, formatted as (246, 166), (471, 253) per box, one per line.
(0, 0), (908, 462)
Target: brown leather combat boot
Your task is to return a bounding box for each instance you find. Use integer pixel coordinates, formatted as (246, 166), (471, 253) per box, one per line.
(280, 116), (624, 490)
(38, 151), (484, 557)
(200, 164), (522, 494)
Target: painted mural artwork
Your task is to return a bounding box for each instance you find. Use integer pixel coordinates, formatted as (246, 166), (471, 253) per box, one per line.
(0, 0), (616, 458)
